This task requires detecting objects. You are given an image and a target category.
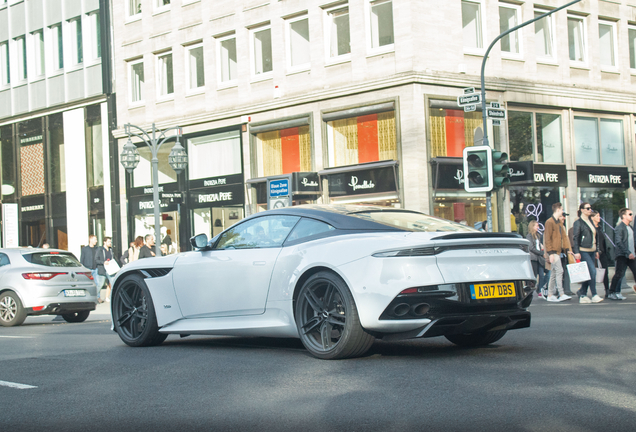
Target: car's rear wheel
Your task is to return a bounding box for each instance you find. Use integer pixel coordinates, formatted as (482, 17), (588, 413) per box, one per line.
(295, 271), (374, 360)
(112, 274), (167, 347)
(61, 311), (90, 323)
(0, 291), (27, 327)
(445, 330), (508, 347)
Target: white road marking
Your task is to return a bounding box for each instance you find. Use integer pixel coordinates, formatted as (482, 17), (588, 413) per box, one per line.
(0, 335), (34, 338)
(0, 380), (37, 389)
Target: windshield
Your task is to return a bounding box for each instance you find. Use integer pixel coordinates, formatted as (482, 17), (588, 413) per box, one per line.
(24, 252), (82, 267)
(349, 211), (476, 232)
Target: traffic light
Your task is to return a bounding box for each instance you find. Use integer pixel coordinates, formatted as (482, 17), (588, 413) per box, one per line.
(492, 151), (510, 190)
(463, 146), (492, 192)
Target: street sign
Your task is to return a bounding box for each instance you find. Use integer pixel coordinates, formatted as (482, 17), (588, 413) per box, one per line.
(490, 102), (501, 108)
(463, 87), (476, 95)
(486, 108), (507, 120)
(458, 93), (482, 106)
(464, 104), (477, 113)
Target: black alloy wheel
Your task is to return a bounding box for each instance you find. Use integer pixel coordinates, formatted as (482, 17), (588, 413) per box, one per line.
(0, 291), (27, 327)
(61, 311), (91, 323)
(445, 330), (508, 347)
(112, 274), (167, 347)
(295, 271), (374, 360)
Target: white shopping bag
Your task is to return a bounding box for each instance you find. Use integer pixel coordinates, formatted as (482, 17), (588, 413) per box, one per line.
(567, 262), (591, 284)
(104, 259), (120, 276)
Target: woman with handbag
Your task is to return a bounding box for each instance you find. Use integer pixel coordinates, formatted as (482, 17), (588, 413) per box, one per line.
(526, 220), (547, 298)
(572, 203), (603, 303)
(591, 211), (610, 298)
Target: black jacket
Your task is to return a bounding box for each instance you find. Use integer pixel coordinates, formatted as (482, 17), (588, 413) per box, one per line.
(614, 221), (636, 259)
(526, 232), (545, 266)
(79, 245), (96, 270)
(572, 218), (597, 254)
(94, 246), (113, 276)
(138, 245), (155, 259)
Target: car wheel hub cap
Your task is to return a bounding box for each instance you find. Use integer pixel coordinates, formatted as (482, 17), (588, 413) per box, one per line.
(0, 296), (17, 321)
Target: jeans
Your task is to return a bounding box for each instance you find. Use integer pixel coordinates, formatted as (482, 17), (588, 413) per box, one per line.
(91, 269), (101, 299)
(548, 255), (564, 297)
(577, 251), (597, 297)
(609, 256), (636, 294)
(532, 261), (546, 294)
(542, 270), (550, 290)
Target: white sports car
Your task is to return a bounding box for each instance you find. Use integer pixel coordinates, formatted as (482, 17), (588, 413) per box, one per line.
(111, 205), (534, 359)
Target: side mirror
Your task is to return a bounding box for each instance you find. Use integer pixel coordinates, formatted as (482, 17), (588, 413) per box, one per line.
(190, 233), (209, 250)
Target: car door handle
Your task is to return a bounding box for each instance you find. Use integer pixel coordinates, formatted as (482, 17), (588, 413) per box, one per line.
(253, 261), (266, 266)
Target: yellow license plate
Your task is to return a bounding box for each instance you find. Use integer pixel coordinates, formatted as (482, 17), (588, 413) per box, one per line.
(470, 282), (516, 300)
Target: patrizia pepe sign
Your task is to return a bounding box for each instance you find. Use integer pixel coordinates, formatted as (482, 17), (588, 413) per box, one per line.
(577, 166), (629, 188)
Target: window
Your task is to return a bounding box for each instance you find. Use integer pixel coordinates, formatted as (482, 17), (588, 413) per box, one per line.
(507, 111), (563, 163)
(186, 44), (205, 90)
(598, 21), (617, 69)
(351, 211), (473, 233)
(157, 52), (174, 97)
(129, 0), (142, 17)
(326, 111), (397, 167)
(69, 17), (83, 65)
(326, 5), (350, 59)
(574, 117), (624, 166)
(286, 218), (335, 243)
(368, 0), (394, 50)
(251, 25), (272, 77)
(567, 15), (586, 63)
(462, 0), (483, 50)
(534, 8), (555, 60)
(32, 30), (45, 76)
(430, 108), (502, 158)
(87, 12), (101, 61)
(155, 0), (170, 9)
(255, 126), (312, 177)
(129, 60), (144, 103)
(629, 26), (636, 69)
(1, 125), (16, 199)
(0, 42), (9, 85)
(15, 36), (27, 80)
(187, 130), (241, 180)
(218, 35), (237, 84)
(51, 24), (64, 70)
(499, 4), (520, 55)
(0, 253), (9, 267)
(85, 105), (103, 187)
(215, 215), (300, 250)
(24, 252), (81, 267)
(49, 113), (65, 193)
(287, 15), (310, 70)
(133, 141), (177, 187)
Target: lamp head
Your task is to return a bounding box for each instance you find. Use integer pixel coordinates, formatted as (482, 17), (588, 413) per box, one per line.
(120, 137), (140, 173)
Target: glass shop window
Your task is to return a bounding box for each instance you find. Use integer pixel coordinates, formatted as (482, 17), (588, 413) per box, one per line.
(256, 126), (311, 177)
(508, 111), (563, 163)
(133, 141), (177, 188)
(430, 108), (489, 158)
(18, 119), (45, 197)
(574, 117), (624, 166)
(187, 130), (242, 180)
(326, 111), (396, 167)
(49, 113), (66, 193)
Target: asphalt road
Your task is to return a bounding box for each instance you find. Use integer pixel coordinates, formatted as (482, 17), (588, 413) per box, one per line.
(1, 295), (635, 432)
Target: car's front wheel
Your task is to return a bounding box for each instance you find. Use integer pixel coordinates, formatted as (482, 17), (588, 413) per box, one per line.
(295, 271), (374, 360)
(0, 291), (27, 327)
(61, 311), (90, 323)
(112, 274), (167, 347)
(445, 330), (508, 347)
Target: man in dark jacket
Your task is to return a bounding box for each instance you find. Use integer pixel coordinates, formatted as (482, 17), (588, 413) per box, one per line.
(80, 235), (98, 289)
(94, 237), (114, 302)
(608, 208), (635, 300)
(138, 234), (156, 259)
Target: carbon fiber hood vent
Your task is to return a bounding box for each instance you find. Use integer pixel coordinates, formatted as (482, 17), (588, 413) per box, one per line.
(140, 268), (173, 278)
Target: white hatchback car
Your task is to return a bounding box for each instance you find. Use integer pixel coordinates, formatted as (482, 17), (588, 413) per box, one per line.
(0, 248), (99, 326)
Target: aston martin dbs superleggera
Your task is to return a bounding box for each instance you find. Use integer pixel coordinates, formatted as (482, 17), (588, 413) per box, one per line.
(111, 205), (534, 359)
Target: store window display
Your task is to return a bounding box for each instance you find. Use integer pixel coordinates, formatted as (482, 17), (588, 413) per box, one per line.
(508, 111), (563, 163)
(255, 126), (311, 176)
(509, 186), (561, 237)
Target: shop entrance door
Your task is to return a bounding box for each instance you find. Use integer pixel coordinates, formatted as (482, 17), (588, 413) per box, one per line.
(23, 220), (46, 247)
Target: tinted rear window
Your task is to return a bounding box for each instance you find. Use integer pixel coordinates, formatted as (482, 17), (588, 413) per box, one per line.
(349, 211), (475, 232)
(24, 252), (82, 267)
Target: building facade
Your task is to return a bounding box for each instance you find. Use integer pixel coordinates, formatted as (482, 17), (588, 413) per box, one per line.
(0, 0), (118, 258)
(112, 0), (636, 256)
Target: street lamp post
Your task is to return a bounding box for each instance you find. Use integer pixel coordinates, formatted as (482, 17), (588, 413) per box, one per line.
(121, 123), (188, 257)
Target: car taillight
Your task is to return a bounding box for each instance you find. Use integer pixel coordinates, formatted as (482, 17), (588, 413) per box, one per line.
(78, 271), (94, 280)
(22, 272), (67, 280)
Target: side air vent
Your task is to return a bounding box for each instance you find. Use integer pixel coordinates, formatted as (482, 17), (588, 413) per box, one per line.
(140, 268), (173, 278)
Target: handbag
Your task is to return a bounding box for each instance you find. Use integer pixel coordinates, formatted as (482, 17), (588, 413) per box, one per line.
(595, 259), (606, 284)
(567, 261), (591, 284)
(104, 259), (121, 276)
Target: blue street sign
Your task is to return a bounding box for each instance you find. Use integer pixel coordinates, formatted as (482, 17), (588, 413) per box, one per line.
(269, 179), (290, 197)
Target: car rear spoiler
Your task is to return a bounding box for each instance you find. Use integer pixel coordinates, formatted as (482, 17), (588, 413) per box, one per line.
(434, 232), (523, 240)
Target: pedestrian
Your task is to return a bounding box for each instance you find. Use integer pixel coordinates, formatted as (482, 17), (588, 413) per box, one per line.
(591, 211), (611, 297)
(138, 234), (156, 259)
(94, 237), (114, 302)
(607, 208), (636, 300)
(561, 213), (574, 296)
(572, 202), (603, 303)
(80, 235), (100, 302)
(131, 236), (143, 262)
(544, 202), (572, 302)
(526, 220), (546, 298)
